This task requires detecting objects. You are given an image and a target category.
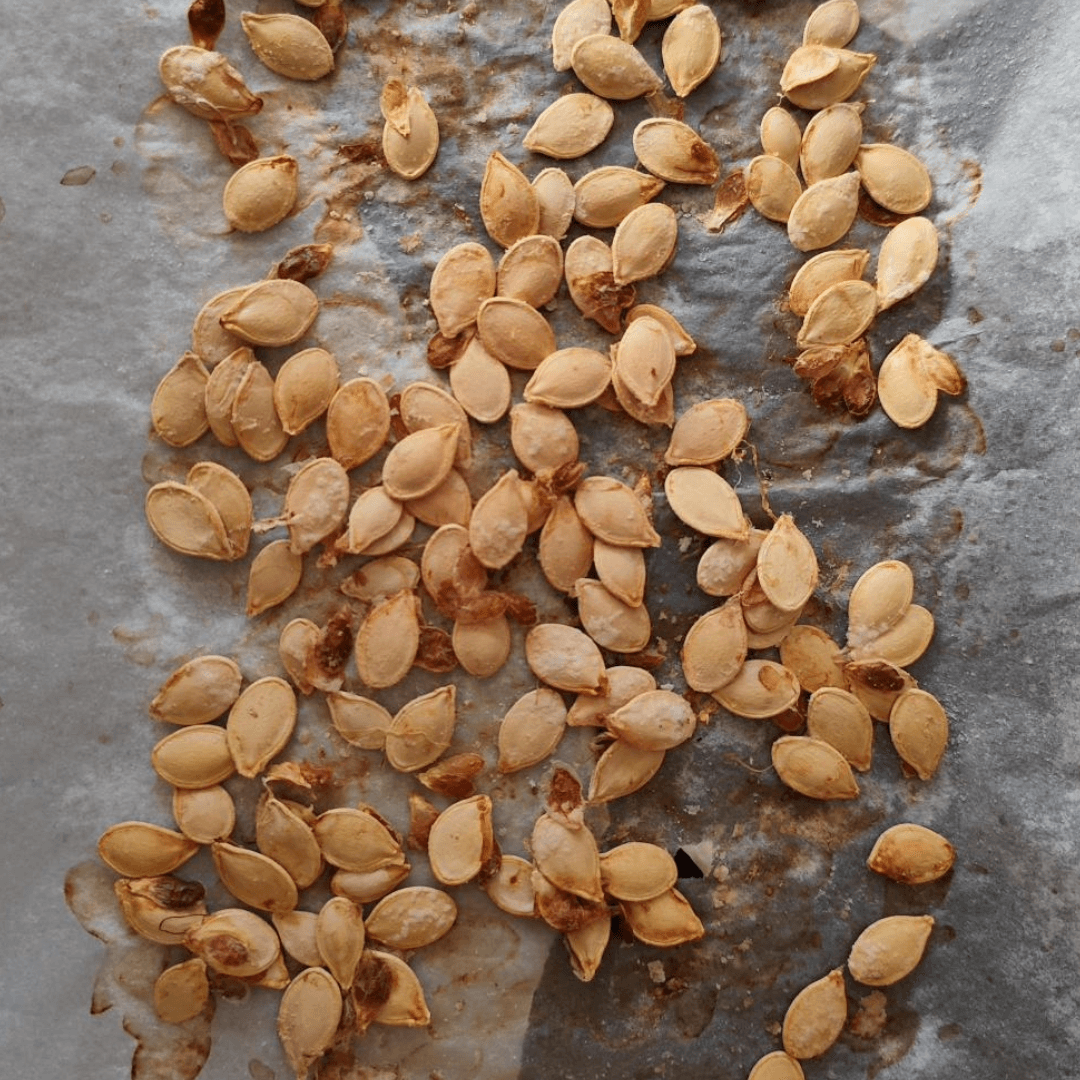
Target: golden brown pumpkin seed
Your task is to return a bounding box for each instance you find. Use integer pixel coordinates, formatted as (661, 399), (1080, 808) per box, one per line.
(336, 486), (403, 556)
(203, 344), (253, 446)
(452, 613), (511, 677)
(172, 784), (235, 844)
(509, 403), (579, 474)
(787, 170), (861, 252)
(226, 676), (296, 779)
(476, 296), (557, 370)
(498, 688), (567, 773)
(186, 462), (251, 561)
(599, 842), (677, 902)
(274, 347), (339, 435)
(606, 688), (695, 750)
(231, 360), (288, 462)
(748, 1051), (805, 1080)
(788, 247), (870, 317)
(483, 854), (537, 916)
(273, 910), (323, 968)
(382, 423), (460, 501)
(331, 858), (411, 904)
(575, 577), (652, 653)
(212, 841), (298, 913)
(760, 107), (802, 171)
(154, 957), (209, 1024)
(612, 203), (678, 286)
(847, 559), (914, 649)
(223, 155), (298, 233)
(665, 398), (749, 466)
(382, 85), (439, 180)
(430, 242), (497, 337)
(662, 4), (721, 97)
(241, 12), (334, 80)
(782, 968), (847, 1059)
(800, 101), (863, 187)
(867, 823), (956, 884)
(97, 822), (199, 878)
(386, 685), (456, 772)
(569, 666), (656, 727)
(480, 152), (539, 248)
(845, 658), (917, 721)
(365, 950), (431, 1027)
(186, 907), (281, 977)
(633, 118), (720, 185)
(877, 333), (965, 429)
(593, 539), (645, 607)
(526, 623), (607, 694)
(855, 143), (932, 214)
(746, 155), (802, 223)
(497, 234), (564, 308)
(145, 482), (232, 561)
(158, 46), (263, 120)
(314, 808), (402, 873)
(255, 793), (322, 889)
(564, 235), (636, 333)
(354, 590), (421, 690)
(611, 0), (649, 42)
(277, 967), (342, 1079)
(571, 34), (663, 100)
(588, 737), (665, 803)
(538, 495), (595, 594)
(152, 724), (235, 789)
(428, 794), (494, 886)
(365, 887), (458, 949)
(806, 687), (872, 771)
(399, 380), (472, 469)
(283, 456), (350, 555)
(575, 475), (661, 547)
(848, 914), (934, 986)
(664, 467), (747, 539)
(780, 627), (846, 693)
(875, 216), (939, 310)
(531, 813), (604, 902)
(681, 600), (748, 692)
(696, 529), (764, 597)
(315, 897), (365, 988)
(620, 887), (704, 946)
(804, 0), (860, 46)
(532, 167), (576, 239)
(797, 278), (878, 349)
(152, 352), (209, 448)
(524, 93), (615, 159)
(340, 556), (418, 604)
(714, 660), (801, 718)
(468, 469), (529, 570)
(772, 735), (860, 800)
(574, 166), (666, 229)
(326, 691), (391, 750)
(551, 0), (612, 71)
(757, 513), (819, 612)
(150, 655), (242, 726)
(220, 278), (318, 347)
(889, 688), (948, 779)
(781, 46), (876, 111)
(405, 468), (472, 529)
(525, 347), (611, 410)
(851, 604), (935, 667)
(565, 913), (611, 982)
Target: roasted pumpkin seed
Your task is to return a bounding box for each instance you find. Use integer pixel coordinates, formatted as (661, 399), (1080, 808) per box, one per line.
(662, 4), (721, 98)
(746, 155), (803, 223)
(612, 203), (678, 285)
(277, 967), (342, 1079)
(526, 623), (607, 694)
(848, 914), (934, 986)
(223, 155), (298, 233)
(212, 841), (299, 913)
(570, 35), (663, 100)
(152, 352), (210, 448)
(524, 93), (615, 159)
(633, 118), (720, 185)
(382, 85), (439, 180)
(428, 794), (494, 885)
(97, 822), (199, 878)
(787, 171), (861, 252)
(154, 957), (209, 1024)
(866, 823), (956, 884)
(772, 735), (860, 800)
(889, 687), (948, 779)
(855, 143), (932, 214)
(480, 152), (539, 248)
(788, 247), (869, 317)
(551, 0), (612, 72)
(430, 242), (497, 337)
(782, 967), (847, 1059)
(274, 347), (339, 435)
(241, 12), (334, 80)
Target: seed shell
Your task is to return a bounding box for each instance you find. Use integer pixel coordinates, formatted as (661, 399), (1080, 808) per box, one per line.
(212, 841), (299, 913)
(231, 360), (288, 462)
(800, 102), (863, 186)
(781, 46), (876, 111)
(477, 297), (557, 370)
(804, 0), (860, 47)
(365, 886), (458, 949)
(551, 0), (612, 72)
(533, 167), (576, 238)
(612, 203), (678, 285)
(787, 171), (861, 252)
(316, 897), (366, 988)
(203, 345), (253, 446)
(588, 738), (665, 803)
(185, 908), (280, 977)
(498, 688), (568, 774)
(806, 686), (873, 771)
(633, 118), (720, 185)
(154, 957), (210, 1025)
(845, 658), (918, 721)
(575, 577), (652, 653)
(681, 600), (748, 692)
(746, 155), (803, 223)
(145, 482), (232, 561)
(531, 813), (604, 902)
(889, 688), (948, 779)
(867, 823), (956, 884)
(152, 724), (236, 789)
(151, 655), (242, 726)
(575, 476), (661, 548)
(662, 4), (721, 98)
(158, 46), (263, 120)
(430, 242), (497, 338)
(756, 513), (819, 612)
(605, 688), (695, 751)
(782, 968), (847, 1059)
(223, 155), (298, 233)
(497, 234), (564, 308)
(620, 887), (704, 946)
(152, 352), (210, 448)
(97, 822), (199, 878)
(382, 86), (439, 180)
(365, 950), (432, 1027)
(382, 423), (460, 501)
(274, 347), (339, 435)
(797, 278), (878, 348)
(386, 685), (457, 772)
(256, 793), (323, 889)
(428, 794), (494, 886)
(354, 590), (421, 690)
(525, 347), (611, 409)
(524, 93), (615, 159)
(241, 12), (334, 80)
(314, 808), (403, 872)
(172, 784), (236, 844)
(848, 914), (934, 986)
(510, 403), (580, 473)
(772, 735), (860, 800)
(876, 216), (940, 309)
(283, 456), (350, 555)
(277, 968), (342, 1080)
(226, 676), (297, 778)
(525, 623), (607, 695)
(574, 166), (666, 229)
(760, 107), (802, 171)
(664, 467), (747, 539)
(788, 248), (870, 317)
(405, 468), (472, 529)
(570, 35), (663, 100)
(480, 152), (540, 248)
(219, 279), (318, 347)
(855, 143), (933, 214)
(714, 660), (801, 719)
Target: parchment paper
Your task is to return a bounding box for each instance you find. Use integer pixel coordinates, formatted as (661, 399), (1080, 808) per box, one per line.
(3, 1), (1079, 1078)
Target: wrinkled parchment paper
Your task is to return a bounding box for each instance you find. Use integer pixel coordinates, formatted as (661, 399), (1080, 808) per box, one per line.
(3, 1), (1080, 1077)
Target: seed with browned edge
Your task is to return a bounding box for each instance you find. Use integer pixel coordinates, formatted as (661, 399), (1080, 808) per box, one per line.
(552, 0), (612, 72)
(241, 12), (334, 80)
(97, 822), (199, 878)
(428, 794), (494, 885)
(152, 724), (235, 789)
(382, 85), (439, 180)
(633, 118), (720, 185)
(782, 968), (847, 1059)
(282, 456), (350, 556)
(524, 93), (615, 160)
(855, 143), (932, 215)
(186, 907), (281, 977)
(772, 735), (860, 800)
(212, 841), (299, 913)
(223, 155), (297, 233)
(781, 46), (876, 112)
(845, 658), (917, 721)
(366, 886), (458, 949)
(154, 957), (209, 1024)
(867, 823), (956, 884)
(806, 686), (873, 771)
(226, 676), (296, 778)
(152, 352), (209, 447)
(314, 807), (402, 873)
(526, 623), (607, 695)
(481, 152), (539, 248)
(113, 876), (207, 945)
(876, 216), (939, 310)
(354, 590), (421, 690)
(662, 4), (721, 97)
(877, 333), (965, 429)
(564, 235), (635, 333)
(151, 655), (242, 726)
(620, 887), (704, 946)
(848, 914), (934, 986)
(219, 279), (318, 348)
(159, 46), (263, 120)
(277, 967), (342, 1079)
(430, 242), (497, 337)
(570, 34), (663, 100)
(588, 737), (665, 803)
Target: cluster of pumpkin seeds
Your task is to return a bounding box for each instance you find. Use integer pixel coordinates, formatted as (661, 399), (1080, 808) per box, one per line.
(82, 2), (970, 1077)
(742, 0), (966, 425)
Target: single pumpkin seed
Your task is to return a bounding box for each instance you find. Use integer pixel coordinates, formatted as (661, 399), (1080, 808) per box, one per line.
(152, 724), (235, 789)
(566, 912), (611, 982)
(231, 359), (289, 462)
(681, 600), (748, 692)
(430, 242), (496, 337)
(570, 34), (663, 100)
(340, 556), (419, 604)
(788, 247), (870, 316)
(223, 155), (298, 233)
(226, 676), (296, 778)
(800, 102), (863, 186)
(867, 823), (956, 884)
(564, 235), (636, 333)
(772, 735), (860, 799)
(477, 296), (557, 370)
(382, 423), (460, 500)
(497, 234), (564, 308)
(405, 468), (472, 529)
(848, 914), (934, 986)
(611, 0), (649, 41)
(576, 475), (661, 547)
(273, 910), (323, 968)
(203, 345), (253, 446)
(484, 854), (537, 916)
(154, 957), (209, 1025)
(468, 469), (529, 569)
(480, 152), (539, 248)
(662, 4), (721, 97)
(354, 590), (421, 689)
(283, 456), (350, 555)
(778, 626), (847, 693)
(498, 688), (568, 774)
(889, 688), (948, 779)
(713, 660), (801, 718)
(664, 467), (747, 539)
(855, 143), (932, 214)
(876, 215), (939, 310)
(633, 118), (720, 185)
(847, 559), (914, 649)
(145, 482), (232, 561)
(532, 167), (576, 238)
(382, 85), (439, 180)
(531, 812), (604, 902)
(626, 304), (695, 355)
(781, 46), (876, 111)
(539, 495), (595, 593)
(620, 887), (704, 946)
(757, 513), (819, 612)
(316, 896), (366, 988)
(113, 876), (207, 945)
(152, 352), (210, 447)
(804, 0), (860, 46)
(277, 968), (342, 1079)
(877, 333), (965, 429)
(524, 93), (615, 159)
(364, 950), (432, 1027)
(274, 347), (339, 435)
(797, 278), (878, 348)
(599, 842), (677, 901)
(336, 486), (403, 556)
(428, 794), (494, 886)
(255, 793), (323, 889)
(666, 398), (748, 466)
(186, 907), (281, 977)
(525, 623), (607, 694)
(183, 469), (254, 557)
(212, 841), (299, 912)
(574, 165), (666, 229)
(787, 170), (861, 252)
(365, 886), (458, 949)
(696, 529), (764, 596)
(150, 655), (242, 726)
(277, 618), (320, 695)
(172, 784), (235, 844)
(314, 808), (403, 872)
(241, 12), (334, 80)
(452, 613), (512, 677)
(746, 154), (803, 222)
(386, 685), (456, 772)
(551, 0), (612, 72)
(782, 968), (847, 1059)
(588, 737), (665, 802)
(191, 287), (249, 368)
(97, 822), (199, 878)
(605, 688), (695, 750)
(760, 107), (802, 171)
(748, 1051), (805, 1080)
(593, 539), (645, 607)
(575, 577), (652, 653)
(326, 690), (391, 750)
(850, 604), (934, 667)
(509, 402), (579, 474)
(219, 278), (318, 347)
(806, 687), (873, 770)
(525, 347), (611, 409)
(612, 202), (678, 285)
(158, 45), (263, 119)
